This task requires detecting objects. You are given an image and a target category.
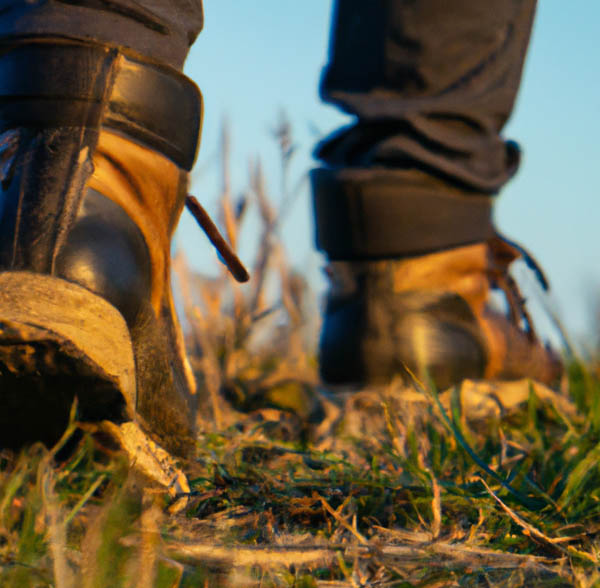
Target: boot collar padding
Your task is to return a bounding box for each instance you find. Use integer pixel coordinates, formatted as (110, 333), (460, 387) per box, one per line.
(0, 37), (202, 171)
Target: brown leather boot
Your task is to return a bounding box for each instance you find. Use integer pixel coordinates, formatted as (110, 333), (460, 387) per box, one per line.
(319, 239), (563, 389)
(0, 38), (203, 456)
(313, 168), (563, 390)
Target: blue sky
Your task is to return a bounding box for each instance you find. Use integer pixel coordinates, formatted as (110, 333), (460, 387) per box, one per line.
(179, 1), (600, 344)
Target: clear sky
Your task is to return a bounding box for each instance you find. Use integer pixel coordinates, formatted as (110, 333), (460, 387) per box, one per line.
(179, 1), (600, 345)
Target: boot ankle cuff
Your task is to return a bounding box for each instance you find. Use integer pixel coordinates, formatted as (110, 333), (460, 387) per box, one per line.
(311, 167), (495, 260)
(0, 38), (202, 170)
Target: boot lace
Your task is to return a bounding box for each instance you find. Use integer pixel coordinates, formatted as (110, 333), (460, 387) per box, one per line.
(487, 232), (569, 352)
(185, 194), (249, 283)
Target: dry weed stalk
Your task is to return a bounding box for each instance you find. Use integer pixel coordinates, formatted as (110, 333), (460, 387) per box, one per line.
(174, 116), (316, 431)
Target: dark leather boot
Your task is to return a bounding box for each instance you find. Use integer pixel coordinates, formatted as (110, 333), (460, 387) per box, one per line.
(0, 38), (202, 456)
(313, 168), (563, 390)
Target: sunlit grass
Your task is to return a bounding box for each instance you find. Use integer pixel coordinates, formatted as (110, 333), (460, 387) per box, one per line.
(2, 360), (599, 586)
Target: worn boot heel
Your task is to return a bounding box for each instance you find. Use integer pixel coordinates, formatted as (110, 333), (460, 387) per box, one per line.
(0, 272), (136, 448)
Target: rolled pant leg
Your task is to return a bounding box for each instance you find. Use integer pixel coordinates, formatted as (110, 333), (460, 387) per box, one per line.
(0, 0), (204, 69)
(313, 0), (537, 260)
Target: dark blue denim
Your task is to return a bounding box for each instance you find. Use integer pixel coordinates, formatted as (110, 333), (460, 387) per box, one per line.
(0, 0), (203, 69)
(318, 0), (537, 195)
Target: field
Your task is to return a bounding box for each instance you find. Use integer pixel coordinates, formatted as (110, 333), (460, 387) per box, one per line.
(0, 128), (599, 587)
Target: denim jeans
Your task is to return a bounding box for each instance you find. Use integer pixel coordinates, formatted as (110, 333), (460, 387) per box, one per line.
(0, 0), (204, 70)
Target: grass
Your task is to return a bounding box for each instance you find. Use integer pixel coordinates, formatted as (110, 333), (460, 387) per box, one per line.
(1, 122), (600, 587)
(3, 366), (600, 587)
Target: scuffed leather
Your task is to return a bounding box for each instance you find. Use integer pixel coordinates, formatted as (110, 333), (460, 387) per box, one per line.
(0, 127), (98, 274)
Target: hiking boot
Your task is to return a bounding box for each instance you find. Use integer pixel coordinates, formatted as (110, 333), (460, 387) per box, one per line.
(312, 168), (563, 389)
(0, 38), (204, 456)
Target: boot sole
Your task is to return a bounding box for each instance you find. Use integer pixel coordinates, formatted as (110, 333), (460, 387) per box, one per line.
(0, 272), (136, 448)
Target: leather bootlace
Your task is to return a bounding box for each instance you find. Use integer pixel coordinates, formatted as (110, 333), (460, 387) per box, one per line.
(185, 194), (250, 283)
(487, 232), (562, 348)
